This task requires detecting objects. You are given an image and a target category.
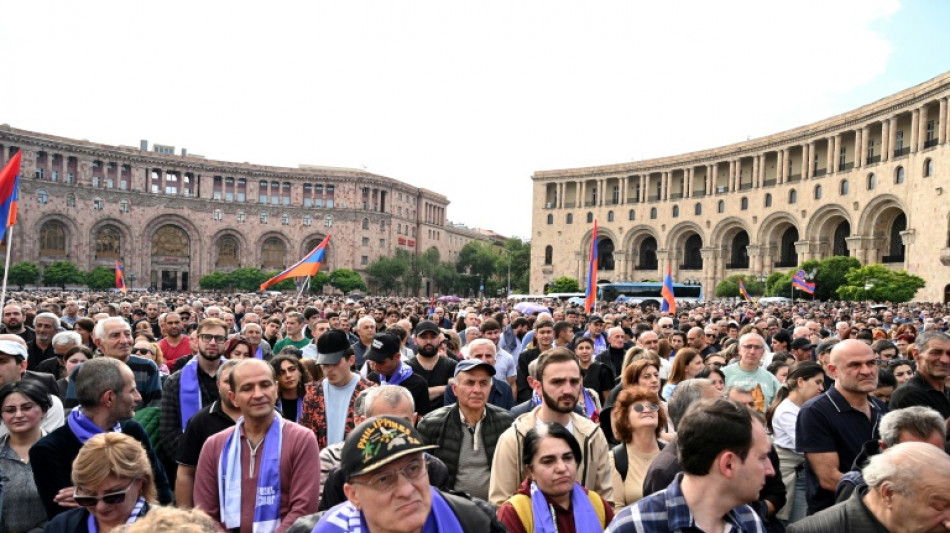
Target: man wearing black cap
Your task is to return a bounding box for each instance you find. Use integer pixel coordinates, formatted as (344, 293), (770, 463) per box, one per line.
(418, 359), (515, 502)
(366, 332), (431, 416)
(300, 330), (376, 449)
(790, 337), (814, 363)
(303, 415), (505, 533)
(407, 321), (457, 411)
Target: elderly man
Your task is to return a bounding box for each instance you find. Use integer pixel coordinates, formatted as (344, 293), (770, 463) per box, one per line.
(443, 339), (515, 409)
(418, 359), (515, 502)
(722, 333), (782, 412)
(788, 442), (950, 533)
(891, 331), (950, 419)
(797, 339), (887, 514)
(596, 326), (629, 377)
(351, 315), (377, 369)
(35, 330), (81, 378)
(27, 311), (60, 371)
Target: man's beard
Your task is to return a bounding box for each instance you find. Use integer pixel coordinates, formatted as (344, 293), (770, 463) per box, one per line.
(417, 342), (438, 359)
(542, 388), (577, 414)
(198, 346), (220, 361)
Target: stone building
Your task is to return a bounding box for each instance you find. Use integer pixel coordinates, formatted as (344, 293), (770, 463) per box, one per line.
(0, 125), (476, 292)
(531, 72), (950, 302)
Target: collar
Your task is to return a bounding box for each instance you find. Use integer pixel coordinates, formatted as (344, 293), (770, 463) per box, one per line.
(824, 386), (886, 415)
(457, 405), (487, 427)
(664, 474), (758, 532)
(910, 372), (950, 394)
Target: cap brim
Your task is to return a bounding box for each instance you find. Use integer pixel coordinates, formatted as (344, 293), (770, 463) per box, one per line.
(365, 349), (392, 363)
(315, 351), (345, 365)
(348, 444), (438, 478)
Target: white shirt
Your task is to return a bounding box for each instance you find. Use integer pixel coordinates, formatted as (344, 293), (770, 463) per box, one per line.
(771, 398), (800, 451)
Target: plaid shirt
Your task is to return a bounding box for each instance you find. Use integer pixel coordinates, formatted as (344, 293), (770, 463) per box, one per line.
(607, 474), (766, 533)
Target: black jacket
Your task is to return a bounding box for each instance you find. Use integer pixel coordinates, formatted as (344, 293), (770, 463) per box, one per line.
(417, 403), (515, 487)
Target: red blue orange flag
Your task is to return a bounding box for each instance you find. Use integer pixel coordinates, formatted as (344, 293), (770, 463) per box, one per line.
(660, 265), (676, 315)
(260, 235), (331, 291)
(583, 220), (598, 313)
(738, 277), (752, 303)
(115, 260), (128, 294)
(0, 151), (21, 242)
(792, 269), (815, 294)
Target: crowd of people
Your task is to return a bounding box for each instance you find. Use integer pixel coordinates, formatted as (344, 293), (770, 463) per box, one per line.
(0, 290), (947, 533)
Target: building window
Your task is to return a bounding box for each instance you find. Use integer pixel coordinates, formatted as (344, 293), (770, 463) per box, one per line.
(361, 256), (368, 266)
(362, 218), (369, 230)
(867, 173), (876, 190)
(924, 158), (934, 178)
(764, 193), (772, 208)
(650, 207), (657, 219)
(35, 168), (44, 180)
(546, 214), (553, 225)
(93, 198), (104, 210)
(92, 176), (101, 188)
(66, 172), (74, 184)
(213, 209), (223, 221)
(740, 197), (748, 211)
(303, 215), (311, 226)
(270, 181), (280, 205)
(37, 189), (48, 204)
(259, 180), (268, 204)
(629, 209), (635, 221)
(281, 214), (290, 225)
(119, 200), (130, 213)
(380, 220), (386, 231)
(789, 189), (798, 204)
(895, 166), (905, 184)
(260, 212), (268, 224)
(566, 214), (573, 224)
(839, 180), (849, 195)
(895, 131), (904, 152)
(839, 146), (847, 168)
(362, 237), (370, 246)
(672, 205), (679, 218)
(379, 239), (385, 248)
(544, 245), (553, 265)
(607, 211), (614, 222)
(814, 185), (822, 200)
(66, 193), (76, 207)
(237, 211), (246, 223)
(717, 200), (725, 213)
(694, 203), (702, 216)
(586, 212), (593, 223)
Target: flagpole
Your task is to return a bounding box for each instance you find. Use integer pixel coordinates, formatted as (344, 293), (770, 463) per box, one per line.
(293, 276), (310, 307)
(0, 226), (12, 311)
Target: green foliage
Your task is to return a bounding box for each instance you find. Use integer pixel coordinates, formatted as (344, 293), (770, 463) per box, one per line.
(199, 271), (231, 291)
(714, 274), (766, 298)
(457, 241), (498, 286)
(548, 276), (580, 293)
(309, 271), (332, 292)
(85, 266), (117, 290)
(42, 261), (83, 288)
(499, 238), (531, 294)
(799, 256), (861, 301)
(764, 272), (788, 297)
(7, 261), (40, 288)
(365, 255), (408, 294)
(230, 268), (269, 292)
(329, 269), (367, 293)
(431, 262), (460, 294)
(836, 264), (925, 303)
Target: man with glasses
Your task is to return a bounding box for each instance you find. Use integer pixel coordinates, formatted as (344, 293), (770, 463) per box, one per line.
(656, 317), (675, 339)
(722, 333), (782, 413)
(159, 318), (229, 486)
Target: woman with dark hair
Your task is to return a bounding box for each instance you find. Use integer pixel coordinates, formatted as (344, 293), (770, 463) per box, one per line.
(222, 336), (253, 360)
(608, 386), (665, 509)
(660, 348), (703, 401)
(695, 367), (726, 393)
(270, 354), (309, 423)
(497, 422), (614, 533)
(765, 361), (825, 525)
(74, 318), (97, 350)
(887, 358), (915, 386)
(0, 380), (52, 533)
(57, 346), (93, 401)
(766, 361), (790, 384)
(575, 337), (614, 404)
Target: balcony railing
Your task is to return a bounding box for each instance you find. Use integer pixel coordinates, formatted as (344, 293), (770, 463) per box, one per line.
(670, 192), (684, 199)
(544, 202), (556, 209)
(726, 262), (750, 269)
(648, 195), (660, 202)
(627, 197), (639, 204)
(585, 201), (597, 207)
(692, 190), (706, 198)
(762, 179), (776, 188)
(894, 147), (909, 158)
(813, 168), (827, 177)
(563, 202), (576, 208)
(925, 138), (938, 149)
(787, 174), (802, 183)
(716, 186), (728, 195)
(882, 254), (905, 264)
(739, 182), (752, 190)
(866, 155), (881, 165)
(606, 199), (619, 205)
(839, 162), (854, 171)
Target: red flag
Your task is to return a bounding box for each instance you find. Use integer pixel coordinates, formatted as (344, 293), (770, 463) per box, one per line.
(0, 151), (21, 242)
(584, 220), (598, 313)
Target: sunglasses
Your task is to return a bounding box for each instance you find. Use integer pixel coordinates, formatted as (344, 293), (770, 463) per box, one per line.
(131, 348), (153, 356)
(632, 403), (660, 413)
(73, 480), (136, 507)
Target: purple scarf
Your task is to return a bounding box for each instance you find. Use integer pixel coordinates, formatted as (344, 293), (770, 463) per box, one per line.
(380, 361), (413, 387)
(219, 415), (284, 533)
(255, 345), (264, 359)
(67, 410), (121, 444)
(530, 481), (602, 533)
(312, 487), (463, 533)
(179, 359), (202, 431)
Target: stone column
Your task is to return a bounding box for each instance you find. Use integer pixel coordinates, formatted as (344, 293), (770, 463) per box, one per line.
(751, 156), (759, 188)
(939, 98), (948, 145)
(777, 150), (786, 183)
(729, 161), (737, 192)
(620, 177), (627, 205)
(888, 116), (899, 158)
(685, 168), (692, 198)
(804, 143), (813, 179)
(855, 128), (864, 168)
(640, 175), (646, 202)
(918, 105), (930, 151)
(578, 181), (585, 207)
(881, 121), (890, 162)
(910, 108), (919, 153)
(900, 230), (916, 271)
(709, 164), (716, 194)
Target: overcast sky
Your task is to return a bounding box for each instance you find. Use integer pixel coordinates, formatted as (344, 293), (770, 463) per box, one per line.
(1, 1), (947, 240)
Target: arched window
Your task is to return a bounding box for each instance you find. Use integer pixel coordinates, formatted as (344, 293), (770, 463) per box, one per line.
(40, 221), (67, 256)
(814, 185), (822, 200)
(840, 180), (849, 195)
(740, 197), (748, 211)
(694, 203), (702, 216)
(764, 193), (772, 208)
(586, 212), (593, 223)
(789, 189), (798, 204)
(66, 193), (76, 207)
(216, 235), (240, 266)
(867, 173), (876, 190)
(895, 166), (905, 184)
(37, 189), (48, 204)
(628, 209), (635, 221)
(607, 211), (614, 222)
(566, 213), (573, 224)
(672, 205), (679, 218)
(924, 158), (934, 178)
(362, 218), (369, 230)
(638, 237), (658, 270)
(650, 208), (657, 219)
(598, 238), (615, 270)
(717, 200), (725, 213)
(544, 245), (553, 265)
(546, 214), (553, 225)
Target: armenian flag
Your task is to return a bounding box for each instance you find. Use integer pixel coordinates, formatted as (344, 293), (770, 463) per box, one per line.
(0, 151), (21, 242)
(660, 265), (676, 315)
(738, 278), (752, 303)
(583, 220), (598, 313)
(115, 260), (128, 294)
(792, 269), (815, 294)
(260, 235), (331, 291)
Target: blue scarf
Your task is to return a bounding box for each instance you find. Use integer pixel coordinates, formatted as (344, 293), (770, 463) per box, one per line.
(86, 497), (146, 533)
(219, 415), (284, 533)
(179, 359), (202, 431)
(67, 410), (121, 444)
(530, 481), (602, 533)
(380, 361), (413, 387)
(255, 346), (264, 359)
(312, 487), (463, 533)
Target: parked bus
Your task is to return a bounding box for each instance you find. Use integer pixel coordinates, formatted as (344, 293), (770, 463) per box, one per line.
(598, 282), (704, 308)
(545, 292), (586, 302)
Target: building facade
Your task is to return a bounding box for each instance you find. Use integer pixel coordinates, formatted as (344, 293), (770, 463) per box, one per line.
(532, 72), (950, 302)
(0, 125), (467, 291)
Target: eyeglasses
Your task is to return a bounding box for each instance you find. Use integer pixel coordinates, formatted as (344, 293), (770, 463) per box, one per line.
(660, 325), (673, 329)
(198, 334), (228, 344)
(131, 348), (153, 355)
(349, 457), (426, 491)
(632, 403), (660, 413)
(73, 480), (136, 507)
(740, 344), (765, 351)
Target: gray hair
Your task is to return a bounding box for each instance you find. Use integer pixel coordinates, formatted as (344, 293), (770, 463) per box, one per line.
(879, 406), (947, 447)
(863, 441), (950, 495)
(362, 384), (414, 416)
(75, 358), (126, 409)
(93, 316), (130, 342)
(241, 322), (263, 334)
(52, 330), (82, 347)
(914, 331), (950, 354)
(35, 312), (61, 330)
(215, 359), (241, 383)
(668, 378), (714, 428)
(356, 315), (376, 330)
(467, 338), (496, 356)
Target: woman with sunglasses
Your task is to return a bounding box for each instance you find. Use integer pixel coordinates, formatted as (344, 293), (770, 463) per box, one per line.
(44, 432), (157, 533)
(607, 386), (666, 510)
(131, 341), (168, 376)
(0, 380), (52, 533)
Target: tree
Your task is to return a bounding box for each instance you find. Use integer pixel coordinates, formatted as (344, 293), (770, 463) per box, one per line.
(431, 262), (460, 294)
(548, 276), (580, 293)
(329, 269), (367, 293)
(365, 256), (407, 294)
(230, 268), (268, 292)
(200, 271), (231, 291)
(498, 238), (531, 294)
(42, 261), (83, 289)
(714, 274), (766, 299)
(85, 266), (116, 290)
(308, 271), (332, 293)
(7, 261), (39, 289)
(836, 264), (925, 303)
(457, 241), (498, 288)
(798, 256), (862, 301)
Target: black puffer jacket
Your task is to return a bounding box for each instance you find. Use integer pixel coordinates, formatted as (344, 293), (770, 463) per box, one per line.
(417, 402), (515, 486)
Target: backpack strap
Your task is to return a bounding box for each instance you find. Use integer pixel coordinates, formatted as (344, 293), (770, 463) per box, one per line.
(611, 443), (629, 482)
(508, 493), (534, 533)
(587, 490), (606, 528)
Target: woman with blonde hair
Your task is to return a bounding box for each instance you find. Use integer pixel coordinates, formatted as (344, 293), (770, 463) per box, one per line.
(44, 433), (158, 533)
